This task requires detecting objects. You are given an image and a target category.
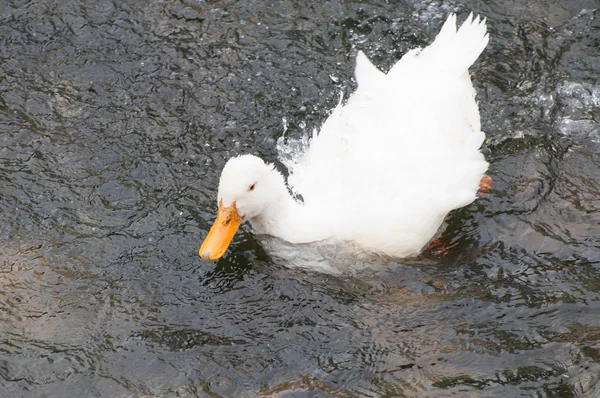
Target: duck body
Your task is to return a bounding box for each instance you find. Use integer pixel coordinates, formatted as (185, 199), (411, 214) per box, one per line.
(199, 13), (490, 262)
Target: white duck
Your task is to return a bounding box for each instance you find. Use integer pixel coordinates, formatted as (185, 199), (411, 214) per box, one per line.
(200, 13), (490, 262)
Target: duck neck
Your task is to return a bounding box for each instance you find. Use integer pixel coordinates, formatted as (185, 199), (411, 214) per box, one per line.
(249, 186), (327, 244)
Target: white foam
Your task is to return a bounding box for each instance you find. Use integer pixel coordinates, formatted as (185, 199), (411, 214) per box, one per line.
(555, 81), (600, 139)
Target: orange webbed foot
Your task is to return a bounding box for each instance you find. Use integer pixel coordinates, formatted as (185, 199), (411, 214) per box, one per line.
(426, 238), (458, 256)
(478, 175), (492, 196)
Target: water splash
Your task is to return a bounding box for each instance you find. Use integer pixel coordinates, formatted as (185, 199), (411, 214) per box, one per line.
(555, 81), (600, 140)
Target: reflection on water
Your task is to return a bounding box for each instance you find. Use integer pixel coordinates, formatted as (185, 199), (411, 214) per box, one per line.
(2, 0), (600, 396)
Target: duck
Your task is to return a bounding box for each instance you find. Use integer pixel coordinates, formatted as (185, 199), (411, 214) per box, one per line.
(199, 13), (490, 262)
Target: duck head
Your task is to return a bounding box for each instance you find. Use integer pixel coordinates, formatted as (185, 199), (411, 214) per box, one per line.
(199, 154), (286, 261)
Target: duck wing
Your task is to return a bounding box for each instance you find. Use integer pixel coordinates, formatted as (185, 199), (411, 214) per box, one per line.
(286, 14), (489, 254)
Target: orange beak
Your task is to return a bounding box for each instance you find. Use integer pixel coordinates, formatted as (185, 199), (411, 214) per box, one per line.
(199, 201), (243, 261)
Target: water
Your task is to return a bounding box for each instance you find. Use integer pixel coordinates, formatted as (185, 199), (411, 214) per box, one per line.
(1, 0), (600, 396)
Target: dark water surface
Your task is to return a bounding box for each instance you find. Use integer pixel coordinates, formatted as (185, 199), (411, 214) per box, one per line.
(2, 0), (600, 396)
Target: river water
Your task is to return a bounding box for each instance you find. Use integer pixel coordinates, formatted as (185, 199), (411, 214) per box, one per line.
(2, 0), (600, 396)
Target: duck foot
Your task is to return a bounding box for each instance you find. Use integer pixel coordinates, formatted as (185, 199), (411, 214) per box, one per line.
(426, 238), (457, 256)
(478, 175), (492, 196)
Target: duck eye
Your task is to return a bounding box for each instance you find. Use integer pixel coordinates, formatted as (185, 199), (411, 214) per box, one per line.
(249, 183), (256, 191)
